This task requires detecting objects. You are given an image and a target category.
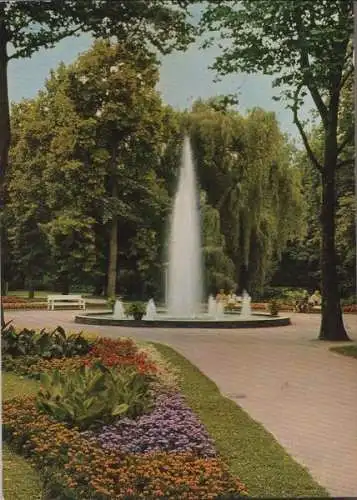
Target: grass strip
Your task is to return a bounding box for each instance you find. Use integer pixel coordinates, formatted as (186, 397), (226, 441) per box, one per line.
(2, 372), (43, 500)
(2, 445), (43, 500)
(330, 344), (357, 359)
(152, 342), (329, 498)
(2, 372), (40, 400)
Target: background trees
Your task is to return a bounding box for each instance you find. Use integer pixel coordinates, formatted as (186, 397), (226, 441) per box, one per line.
(6, 40), (307, 301)
(0, 0), (196, 325)
(7, 41), (172, 297)
(188, 99), (305, 295)
(4, 2), (354, 315)
(200, 0), (353, 340)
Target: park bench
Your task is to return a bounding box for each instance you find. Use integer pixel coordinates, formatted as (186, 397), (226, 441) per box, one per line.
(47, 295), (86, 311)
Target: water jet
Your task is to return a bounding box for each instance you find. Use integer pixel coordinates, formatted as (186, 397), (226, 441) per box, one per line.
(76, 137), (290, 329)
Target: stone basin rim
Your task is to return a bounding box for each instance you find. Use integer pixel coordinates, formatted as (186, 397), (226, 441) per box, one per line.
(75, 311), (291, 329)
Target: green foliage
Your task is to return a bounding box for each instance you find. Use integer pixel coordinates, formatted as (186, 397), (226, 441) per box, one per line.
(267, 300), (280, 317)
(201, 0), (353, 340)
(201, 1), (352, 113)
(107, 296), (116, 310)
(189, 101), (306, 293)
(1, 321), (93, 359)
(2, 354), (41, 375)
(126, 301), (146, 317)
(201, 191), (236, 293)
(7, 40), (172, 296)
(330, 344), (357, 359)
(3, 1), (195, 62)
(273, 109), (355, 296)
(36, 362), (153, 430)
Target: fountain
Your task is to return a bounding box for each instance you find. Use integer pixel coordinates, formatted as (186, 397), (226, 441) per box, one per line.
(144, 299), (157, 320)
(240, 290), (251, 318)
(113, 300), (125, 319)
(167, 136), (202, 318)
(75, 137), (290, 329)
(208, 295), (217, 317)
(216, 301), (225, 319)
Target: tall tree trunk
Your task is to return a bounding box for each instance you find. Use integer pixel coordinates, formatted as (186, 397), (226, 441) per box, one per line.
(58, 273), (70, 294)
(0, 11), (9, 188)
(106, 180), (118, 298)
(94, 282), (103, 296)
(319, 116), (350, 341)
(239, 262), (248, 294)
(28, 279), (35, 299)
(0, 14), (9, 329)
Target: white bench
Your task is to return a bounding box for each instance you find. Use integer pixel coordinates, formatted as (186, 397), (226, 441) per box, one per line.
(47, 295), (86, 311)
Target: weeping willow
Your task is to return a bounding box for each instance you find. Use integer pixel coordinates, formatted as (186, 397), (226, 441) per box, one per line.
(189, 102), (306, 293)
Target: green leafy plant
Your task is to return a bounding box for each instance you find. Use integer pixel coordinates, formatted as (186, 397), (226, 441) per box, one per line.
(36, 362), (153, 429)
(267, 300), (280, 317)
(1, 322), (37, 357)
(107, 296), (116, 311)
(2, 354), (41, 375)
(1, 323), (94, 359)
(126, 302), (146, 320)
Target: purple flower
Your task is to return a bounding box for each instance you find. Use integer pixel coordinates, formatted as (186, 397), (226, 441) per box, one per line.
(90, 392), (216, 457)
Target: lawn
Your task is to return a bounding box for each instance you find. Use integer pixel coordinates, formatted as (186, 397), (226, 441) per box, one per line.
(330, 344), (357, 359)
(152, 343), (329, 498)
(2, 372), (44, 500)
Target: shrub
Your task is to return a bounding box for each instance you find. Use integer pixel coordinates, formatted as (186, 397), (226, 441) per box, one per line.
(126, 301), (146, 319)
(267, 300), (280, 316)
(36, 362), (154, 430)
(1, 323), (94, 359)
(341, 295), (357, 306)
(2, 354), (42, 375)
(107, 296), (116, 311)
(2, 322), (38, 356)
(92, 392), (216, 457)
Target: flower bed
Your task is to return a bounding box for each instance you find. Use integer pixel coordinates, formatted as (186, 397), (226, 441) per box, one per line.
(3, 302), (48, 310)
(2, 329), (247, 499)
(342, 304), (357, 313)
(250, 302), (357, 314)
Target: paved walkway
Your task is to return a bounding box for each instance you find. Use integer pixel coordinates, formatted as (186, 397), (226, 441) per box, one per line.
(5, 309), (357, 497)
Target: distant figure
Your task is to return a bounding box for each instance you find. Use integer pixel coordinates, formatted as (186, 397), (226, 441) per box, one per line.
(295, 294), (311, 313)
(216, 289), (226, 303)
(309, 290), (321, 307)
(227, 290), (237, 306)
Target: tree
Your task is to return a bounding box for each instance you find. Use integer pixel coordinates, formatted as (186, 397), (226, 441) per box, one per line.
(7, 72), (108, 294)
(275, 76), (355, 297)
(7, 40), (173, 297)
(65, 40), (170, 296)
(1, 0), (195, 322)
(6, 99), (54, 296)
(188, 98), (305, 294)
(200, 191), (236, 294)
(201, 0), (353, 340)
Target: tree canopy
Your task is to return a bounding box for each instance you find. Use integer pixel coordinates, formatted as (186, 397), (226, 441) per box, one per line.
(188, 99), (306, 294)
(200, 0), (353, 340)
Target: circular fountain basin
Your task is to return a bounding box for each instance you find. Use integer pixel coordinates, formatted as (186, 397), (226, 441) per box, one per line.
(75, 311), (291, 328)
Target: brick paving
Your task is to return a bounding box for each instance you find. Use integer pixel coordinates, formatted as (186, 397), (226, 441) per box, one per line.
(5, 309), (357, 497)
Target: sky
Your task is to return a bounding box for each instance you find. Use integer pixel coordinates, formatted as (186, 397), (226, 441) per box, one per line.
(7, 32), (312, 142)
